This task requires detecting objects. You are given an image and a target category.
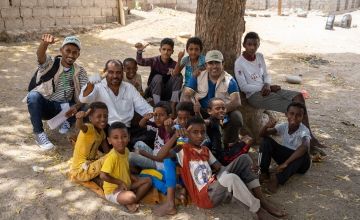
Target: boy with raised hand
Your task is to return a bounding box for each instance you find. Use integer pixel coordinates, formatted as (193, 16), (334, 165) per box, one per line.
(27, 34), (88, 150)
(259, 102), (312, 193)
(150, 117), (287, 219)
(135, 38), (183, 116)
(100, 122), (152, 213)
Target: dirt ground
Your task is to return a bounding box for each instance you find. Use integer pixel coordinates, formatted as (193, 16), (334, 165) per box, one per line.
(1, 8), (360, 220)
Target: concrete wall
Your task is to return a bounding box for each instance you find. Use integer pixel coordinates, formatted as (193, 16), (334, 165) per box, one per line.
(136, 0), (359, 13)
(0, 0), (119, 31)
(136, 0), (197, 12)
(246, 0), (360, 13)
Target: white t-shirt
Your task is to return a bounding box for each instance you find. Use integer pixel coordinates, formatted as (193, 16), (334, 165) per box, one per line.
(234, 52), (271, 98)
(275, 122), (311, 151)
(176, 148), (217, 191)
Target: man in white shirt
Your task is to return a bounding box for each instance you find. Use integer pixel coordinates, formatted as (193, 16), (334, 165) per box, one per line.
(235, 32), (326, 150)
(79, 59), (154, 148)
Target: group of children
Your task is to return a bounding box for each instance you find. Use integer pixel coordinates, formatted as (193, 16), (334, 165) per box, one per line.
(67, 34), (313, 219)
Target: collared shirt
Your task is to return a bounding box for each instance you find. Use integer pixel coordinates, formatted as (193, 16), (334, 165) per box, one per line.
(79, 79), (153, 127)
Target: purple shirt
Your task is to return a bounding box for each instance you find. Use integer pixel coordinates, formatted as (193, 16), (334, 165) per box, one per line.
(136, 52), (177, 85)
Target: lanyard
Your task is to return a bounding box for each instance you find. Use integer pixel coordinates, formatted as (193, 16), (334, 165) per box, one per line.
(61, 66), (74, 101)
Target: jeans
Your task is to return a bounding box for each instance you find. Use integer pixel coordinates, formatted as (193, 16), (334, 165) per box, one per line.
(129, 141), (157, 169)
(27, 91), (74, 133)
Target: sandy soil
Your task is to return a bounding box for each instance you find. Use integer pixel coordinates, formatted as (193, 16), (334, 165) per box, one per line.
(0, 8), (359, 220)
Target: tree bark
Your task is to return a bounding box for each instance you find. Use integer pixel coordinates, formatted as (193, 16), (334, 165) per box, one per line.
(195, 0), (246, 74)
(195, 0), (277, 143)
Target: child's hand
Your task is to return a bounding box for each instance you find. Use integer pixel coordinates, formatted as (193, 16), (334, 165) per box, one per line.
(164, 118), (174, 127)
(143, 112), (153, 120)
(177, 128), (187, 137)
(75, 108), (91, 119)
(178, 49), (185, 61)
(276, 163), (288, 173)
(266, 117), (277, 128)
(118, 182), (128, 191)
(192, 68), (202, 78)
(135, 42), (149, 51)
(270, 85), (281, 92)
(241, 135), (254, 146)
(261, 84), (271, 96)
(194, 98), (201, 114)
(167, 68), (175, 76)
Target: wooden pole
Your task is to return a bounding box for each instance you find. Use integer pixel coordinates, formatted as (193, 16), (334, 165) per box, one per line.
(278, 0), (282, 15)
(118, 0), (126, 25)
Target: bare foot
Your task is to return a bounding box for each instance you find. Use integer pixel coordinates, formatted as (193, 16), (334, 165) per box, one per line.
(255, 207), (279, 220)
(261, 199), (287, 218)
(310, 145), (327, 156)
(153, 202), (177, 216)
(310, 138), (327, 149)
(176, 186), (187, 206)
(259, 173), (270, 184)
(267, 174), (278, 193)
(126, 203), (139, 213)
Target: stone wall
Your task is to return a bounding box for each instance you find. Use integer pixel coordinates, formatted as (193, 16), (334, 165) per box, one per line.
(246, 0), (360, 13)
(0, 0), (120, 31)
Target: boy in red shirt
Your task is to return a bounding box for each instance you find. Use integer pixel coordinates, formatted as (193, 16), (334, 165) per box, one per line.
(153, 116), (287, 219)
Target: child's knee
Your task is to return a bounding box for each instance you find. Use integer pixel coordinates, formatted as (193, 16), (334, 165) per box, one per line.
(152, 75), (163, 84)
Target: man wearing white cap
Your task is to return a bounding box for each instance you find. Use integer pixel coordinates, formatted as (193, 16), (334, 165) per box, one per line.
(182, 50), (243, 145)
(26, 34), (88, 150)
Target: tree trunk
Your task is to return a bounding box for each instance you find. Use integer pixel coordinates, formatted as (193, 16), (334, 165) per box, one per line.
(195, 0), (246, 74)
(195, 0), (276, 143)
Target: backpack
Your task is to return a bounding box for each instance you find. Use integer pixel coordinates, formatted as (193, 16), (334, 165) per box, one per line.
(27, 55), (62, 92)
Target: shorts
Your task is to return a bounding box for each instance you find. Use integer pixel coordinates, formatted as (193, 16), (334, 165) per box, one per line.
(247, 89), (300, 113)
(105, 191), (121, 204)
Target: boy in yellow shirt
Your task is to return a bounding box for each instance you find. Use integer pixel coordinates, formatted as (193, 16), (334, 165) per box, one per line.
(100, 122), (152, 212)
(69, 102), (110, 182)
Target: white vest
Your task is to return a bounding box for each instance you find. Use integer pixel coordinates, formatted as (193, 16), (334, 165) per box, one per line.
(195, 70), (233, 105)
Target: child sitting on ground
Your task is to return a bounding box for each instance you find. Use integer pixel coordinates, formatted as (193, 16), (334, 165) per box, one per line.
(123, 58), (144, 95)
(151, 116), (287, 219)
(259, 102), (311, 193)
(205, 98), (254, 166)
(138, 101), (195, 216)
(129, 101), (172, 170)
(100, 122), (152, 212)
(173, 37), (206, 86)
(135, 38), (182, 115)
(69, 102), (110, 183)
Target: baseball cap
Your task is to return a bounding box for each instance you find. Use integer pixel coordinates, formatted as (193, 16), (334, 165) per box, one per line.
(62, 36), (81, 50)
(205, 50), (223, 63)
